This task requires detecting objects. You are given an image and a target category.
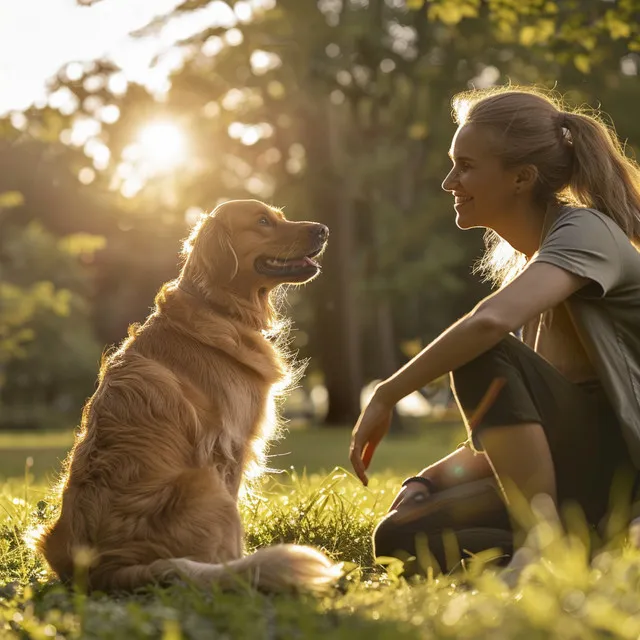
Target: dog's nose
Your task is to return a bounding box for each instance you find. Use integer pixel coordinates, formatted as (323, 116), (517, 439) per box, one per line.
(312, 224), (329, 242)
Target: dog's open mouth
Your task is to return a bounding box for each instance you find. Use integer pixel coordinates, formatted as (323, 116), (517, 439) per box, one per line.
(255, 247), (322, 280)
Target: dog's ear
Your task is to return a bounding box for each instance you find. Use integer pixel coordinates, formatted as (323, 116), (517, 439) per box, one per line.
(210, 226), (239, 282)
(182, 213), (238, 283)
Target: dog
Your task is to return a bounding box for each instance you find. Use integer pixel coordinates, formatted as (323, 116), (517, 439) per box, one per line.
(38, 199), (341, 593)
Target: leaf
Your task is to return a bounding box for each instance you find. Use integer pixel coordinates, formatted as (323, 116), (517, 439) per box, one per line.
(574, 54), (591, 74)
(519, 20), (555, 46)
(0, 192), (24, 209)
(400, 339), (423, 358)
(162, 620), (182, 640)
(537, 19), (556, 43)
(405, 0), (424, 8)
(57, 233), (106, 257)
(604, 10), (632, 40)
(408, 122), (429, 140)
(427, 0), (480, 26)
(519, 26), (537, 46)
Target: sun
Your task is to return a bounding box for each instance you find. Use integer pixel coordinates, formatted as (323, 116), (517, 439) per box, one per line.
(135, 121), (187, 173)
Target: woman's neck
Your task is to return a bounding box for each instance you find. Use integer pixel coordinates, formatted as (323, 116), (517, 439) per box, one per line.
(494, 201), (560, 257)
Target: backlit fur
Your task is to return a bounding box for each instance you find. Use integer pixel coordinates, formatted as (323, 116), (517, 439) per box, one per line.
(38, 200), (340, 592)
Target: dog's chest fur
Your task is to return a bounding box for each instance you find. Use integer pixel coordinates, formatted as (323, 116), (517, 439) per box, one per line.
(197, 365), (268, 460)
(128, 310), (287, 493)
(178, 333), (283, 489)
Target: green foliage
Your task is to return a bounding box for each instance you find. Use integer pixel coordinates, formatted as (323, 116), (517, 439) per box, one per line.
(24, 0), (640, 422)
(0, 282), (71, 364)
(0, 192), (25, 209)
(427, 0), (481, 26)
(4, 469), (640, 638)
(0, 220), (104, 429)
(413, 0), (640, 60)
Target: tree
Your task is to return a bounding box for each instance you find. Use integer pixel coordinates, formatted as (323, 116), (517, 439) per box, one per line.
(0, 195), (105, 429)
(55, 0), (640, 426)
(53, 0), (490, 424)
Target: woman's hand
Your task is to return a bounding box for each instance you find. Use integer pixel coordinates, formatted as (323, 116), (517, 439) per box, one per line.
(349, 393), (394, 486)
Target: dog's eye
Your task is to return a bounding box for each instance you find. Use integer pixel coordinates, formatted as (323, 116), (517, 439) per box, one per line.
(258, 216), (271, 227)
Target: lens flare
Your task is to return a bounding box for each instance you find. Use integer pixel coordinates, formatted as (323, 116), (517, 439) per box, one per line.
(136, 121), (187, 173)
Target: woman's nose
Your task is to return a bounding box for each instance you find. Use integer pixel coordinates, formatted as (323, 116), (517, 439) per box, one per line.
(441, 168), (458, 192)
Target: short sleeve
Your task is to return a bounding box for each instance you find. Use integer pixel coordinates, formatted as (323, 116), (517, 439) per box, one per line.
(530, 209), (622, 297)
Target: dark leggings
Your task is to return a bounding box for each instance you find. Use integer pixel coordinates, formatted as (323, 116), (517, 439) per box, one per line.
(373, 336), (635, 572)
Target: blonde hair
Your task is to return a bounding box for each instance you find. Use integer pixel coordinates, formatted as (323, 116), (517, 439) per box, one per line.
(450, 86), (640, 286)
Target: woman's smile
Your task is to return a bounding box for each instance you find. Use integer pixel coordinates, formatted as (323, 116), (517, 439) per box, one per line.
(454, 195), (473, 207)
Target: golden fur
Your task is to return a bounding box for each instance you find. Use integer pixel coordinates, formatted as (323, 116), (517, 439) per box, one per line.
(38, 199), (340, 592)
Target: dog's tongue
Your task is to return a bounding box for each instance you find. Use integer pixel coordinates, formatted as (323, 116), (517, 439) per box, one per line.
(287, 257), (317, 268)
(283, 258), (307, 268)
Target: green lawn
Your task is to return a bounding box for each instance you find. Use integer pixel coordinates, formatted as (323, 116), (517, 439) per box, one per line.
(0, 419), (468, 484)
(4, 422), (640, 638)
(3, 464), (640, 638)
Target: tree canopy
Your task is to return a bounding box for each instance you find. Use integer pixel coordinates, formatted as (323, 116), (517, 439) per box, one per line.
(2, 0), (640, 428)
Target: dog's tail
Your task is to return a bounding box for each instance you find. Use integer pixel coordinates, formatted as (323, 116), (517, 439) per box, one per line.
(99, 544), (342, 593)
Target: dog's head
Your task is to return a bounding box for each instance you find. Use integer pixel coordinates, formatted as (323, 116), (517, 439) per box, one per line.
(182, 200), (329, 297)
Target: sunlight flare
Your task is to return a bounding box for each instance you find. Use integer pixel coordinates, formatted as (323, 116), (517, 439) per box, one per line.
(135, 121), (188, 173)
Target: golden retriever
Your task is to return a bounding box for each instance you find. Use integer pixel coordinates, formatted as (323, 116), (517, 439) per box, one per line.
(38, 199), (340, 592)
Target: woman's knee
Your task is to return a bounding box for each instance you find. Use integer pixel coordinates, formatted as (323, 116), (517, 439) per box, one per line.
(372, 515), (408, 559)
(450, 336), (538, 438)
(450, 336), (515, 392)
(373, 516), (513, 573)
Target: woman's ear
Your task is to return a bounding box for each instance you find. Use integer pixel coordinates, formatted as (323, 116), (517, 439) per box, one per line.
(514, 164), (539, 194)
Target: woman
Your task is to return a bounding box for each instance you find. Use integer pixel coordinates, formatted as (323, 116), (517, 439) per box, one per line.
(350, 87), (640, 570)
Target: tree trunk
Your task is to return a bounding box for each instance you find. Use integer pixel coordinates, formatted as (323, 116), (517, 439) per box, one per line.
(303, 98), (363, 426)
(375, 298), (399, 377)
(375, 296), (406, 433)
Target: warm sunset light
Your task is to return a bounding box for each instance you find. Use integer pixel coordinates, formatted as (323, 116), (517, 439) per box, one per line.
(135, 121), (187, 173)
(4, 0), (640, 633)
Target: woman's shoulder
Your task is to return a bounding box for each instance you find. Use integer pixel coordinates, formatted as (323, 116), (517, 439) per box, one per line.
(551, 205), (630, 243)
(555, 204), (612, 224)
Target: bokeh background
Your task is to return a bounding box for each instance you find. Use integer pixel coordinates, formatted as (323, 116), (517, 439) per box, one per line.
(2, 0), (640, 482)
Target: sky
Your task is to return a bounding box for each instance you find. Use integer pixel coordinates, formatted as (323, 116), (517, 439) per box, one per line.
(0, 0), (240, 115)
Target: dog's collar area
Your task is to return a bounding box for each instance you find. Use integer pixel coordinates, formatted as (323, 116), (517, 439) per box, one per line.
(177, 281), (244, 321)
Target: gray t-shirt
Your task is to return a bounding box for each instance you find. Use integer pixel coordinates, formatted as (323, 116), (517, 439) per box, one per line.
(530, 206), (640, 467)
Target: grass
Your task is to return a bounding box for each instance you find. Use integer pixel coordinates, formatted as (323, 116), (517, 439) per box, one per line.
(0, 419), (468, 483)
(3, 425), (640, 638)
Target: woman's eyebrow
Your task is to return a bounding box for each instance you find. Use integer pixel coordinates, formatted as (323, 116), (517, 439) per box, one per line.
(448, 149), (474, 162)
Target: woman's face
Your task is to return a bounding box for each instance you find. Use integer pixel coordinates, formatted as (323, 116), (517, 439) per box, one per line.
(442, 124), (520, 231)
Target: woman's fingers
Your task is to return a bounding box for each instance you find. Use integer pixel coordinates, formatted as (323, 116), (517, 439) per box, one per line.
(349, 440), (368, 486)
(349, 424), (369, 485)
(350, 399), (392, 486)
(361, 439), (379, 469)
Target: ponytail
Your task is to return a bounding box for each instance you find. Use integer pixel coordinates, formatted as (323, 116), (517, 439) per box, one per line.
(563, 111), (640, 242)
(452, 87), (640, 286)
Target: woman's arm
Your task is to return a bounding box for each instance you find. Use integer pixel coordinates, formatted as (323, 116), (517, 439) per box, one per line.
(350, 262), (588, 485)
(377, 262), (588, 406)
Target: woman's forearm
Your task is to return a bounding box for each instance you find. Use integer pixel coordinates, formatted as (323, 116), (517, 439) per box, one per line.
(376, 311), (507, 406)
